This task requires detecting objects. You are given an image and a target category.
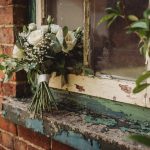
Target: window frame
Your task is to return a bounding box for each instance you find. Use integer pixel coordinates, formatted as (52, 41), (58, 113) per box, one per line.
(35, 0), (150, 109)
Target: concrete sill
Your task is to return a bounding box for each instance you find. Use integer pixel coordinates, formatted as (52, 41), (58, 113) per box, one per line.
(2, 97), (149, 150)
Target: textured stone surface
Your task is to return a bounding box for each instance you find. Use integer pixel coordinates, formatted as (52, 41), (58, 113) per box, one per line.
(2, 97), (150, 150)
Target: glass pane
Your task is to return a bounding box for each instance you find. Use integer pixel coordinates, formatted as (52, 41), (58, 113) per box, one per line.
(46, 0), (84, 29)
(91, 0), (148, 79)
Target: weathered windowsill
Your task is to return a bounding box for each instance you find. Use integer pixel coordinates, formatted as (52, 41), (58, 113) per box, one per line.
(1, 97), (149, 150)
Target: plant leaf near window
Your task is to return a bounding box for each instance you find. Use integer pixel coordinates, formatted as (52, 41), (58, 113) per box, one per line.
(0, 16), (83, 117)
(98, 0), (150, 94)
(98, 0), (150, 146)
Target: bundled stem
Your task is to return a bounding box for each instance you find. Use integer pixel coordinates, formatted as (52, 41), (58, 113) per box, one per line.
(28, 81), (57, 117)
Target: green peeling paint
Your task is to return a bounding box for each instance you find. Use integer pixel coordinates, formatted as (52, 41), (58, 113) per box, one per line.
(54, 131), (100, 150)
(25, 119), (44, 134)
(85, 116), (117, 127)
(51, 89), (150, 124)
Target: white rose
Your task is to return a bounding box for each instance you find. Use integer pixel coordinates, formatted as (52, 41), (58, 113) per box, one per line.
(28, 23), (37, 31)
(51, 24), (61, 34)
(27, 30), (43, 45)
(12, 45), (24, 59)
(56, 28), (77, 53)
(40, 25), (48, 34)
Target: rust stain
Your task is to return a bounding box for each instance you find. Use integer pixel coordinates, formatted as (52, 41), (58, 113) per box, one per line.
(75, 84), (85, 92)
(119, 84), (132, 94)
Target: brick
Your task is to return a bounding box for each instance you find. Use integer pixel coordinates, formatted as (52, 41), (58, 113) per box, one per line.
(1, 132), (14, 149)
(0, 0), (12, 6)
(0, 27), (14, 44)
(0, 45), (13, 56)
(0, 82), (30, 97)
(0, 82), (16, 97)
(0, 6), (13, 25)
(27, 145), (39, 150)
(52, 140), (75, 150)
(18, 125), (51, 150)
(14, 139), (27, 150)
(0, 0), (27, 6)
(0, 115), (17, 135)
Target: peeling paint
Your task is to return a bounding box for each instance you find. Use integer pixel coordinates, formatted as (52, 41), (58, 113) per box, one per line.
(119, 84), (132, 94)
(54, 131), (100, 150)
(75, 84), (85, 92)
(25, 119), (44, 134)
(2, 98), (150, 150)
(85, 116), (117, 127)
(52, 90), (150, 123)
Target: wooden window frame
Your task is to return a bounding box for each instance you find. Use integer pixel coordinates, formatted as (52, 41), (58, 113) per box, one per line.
(36, 0), (150, 109)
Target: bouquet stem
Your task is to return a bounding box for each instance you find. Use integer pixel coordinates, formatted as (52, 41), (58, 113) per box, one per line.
(29, 81), (57, 117)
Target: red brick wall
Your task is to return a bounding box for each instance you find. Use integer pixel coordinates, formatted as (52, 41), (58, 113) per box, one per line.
(0, 0), (28, 98)
(0, 1), (74, 150)
(0, 116), (74, 150)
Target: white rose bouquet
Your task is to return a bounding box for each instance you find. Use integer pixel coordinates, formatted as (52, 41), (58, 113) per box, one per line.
(0, 16), (83, 117)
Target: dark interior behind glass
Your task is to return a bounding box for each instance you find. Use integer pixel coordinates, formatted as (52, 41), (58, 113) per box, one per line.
(90, 0), (148, 79)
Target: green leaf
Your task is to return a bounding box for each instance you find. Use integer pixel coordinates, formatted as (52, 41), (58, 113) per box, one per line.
(107, 16), (117, 27)
(133, 83), (150, 93)
(136, 71), (150, 85)
(0, 65), (5, 70)
(144, 9), (150, 19)
(97, 13), (116, 26)
(0, 54), (9, 59)
(23, 25), (28, 33)
(63, 26), (68, 37)
(128, 15), (139, 21)
(130, 21), (149, 30)
(129, 135), (150, 147)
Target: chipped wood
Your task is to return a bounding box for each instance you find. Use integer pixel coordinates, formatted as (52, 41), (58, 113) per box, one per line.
(83, 0), (90, 66)
(49, 74), (148, 108)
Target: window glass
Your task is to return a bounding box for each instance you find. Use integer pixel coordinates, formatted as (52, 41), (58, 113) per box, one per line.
(91, 0), (148, 79)
(46, 0), (83, 30)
